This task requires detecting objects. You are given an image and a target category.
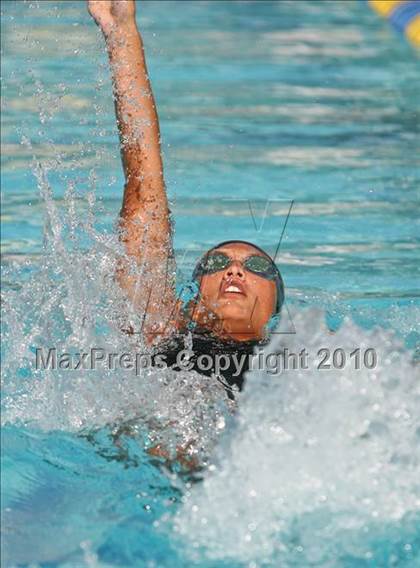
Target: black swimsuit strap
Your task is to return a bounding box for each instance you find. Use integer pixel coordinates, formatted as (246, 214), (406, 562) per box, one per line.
(154, 327), (263, 398)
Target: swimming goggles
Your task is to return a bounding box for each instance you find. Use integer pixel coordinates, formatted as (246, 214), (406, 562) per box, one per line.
(194, 251), (279, 280)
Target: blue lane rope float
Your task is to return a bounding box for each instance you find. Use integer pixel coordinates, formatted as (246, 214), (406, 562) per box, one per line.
(368, 0), (420, 47)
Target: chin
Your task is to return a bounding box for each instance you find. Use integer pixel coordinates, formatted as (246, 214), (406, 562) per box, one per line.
(217, 304), (252, 323)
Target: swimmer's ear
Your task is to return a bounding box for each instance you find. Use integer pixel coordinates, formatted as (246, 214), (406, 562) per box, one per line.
(179, 281), (200, 313)
(176, 281), (201, 329)
(179, 280), (200, 305)
(177, 281), (220, 331)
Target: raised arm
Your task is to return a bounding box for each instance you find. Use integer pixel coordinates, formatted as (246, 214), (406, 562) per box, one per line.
(88, 0), (177, 339)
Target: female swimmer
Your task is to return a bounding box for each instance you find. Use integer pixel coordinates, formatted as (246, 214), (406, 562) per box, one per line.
(87, 0), (284, 398)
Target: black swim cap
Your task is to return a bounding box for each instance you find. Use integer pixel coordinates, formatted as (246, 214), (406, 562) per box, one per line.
(192, 240), (285, 314)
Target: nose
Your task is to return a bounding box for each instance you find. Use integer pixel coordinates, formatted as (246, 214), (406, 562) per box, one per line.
(225, 260), (245, 279)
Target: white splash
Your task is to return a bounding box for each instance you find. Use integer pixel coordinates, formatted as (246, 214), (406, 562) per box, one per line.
(1, 157), (232, 464)
(174, 309), (420, 565)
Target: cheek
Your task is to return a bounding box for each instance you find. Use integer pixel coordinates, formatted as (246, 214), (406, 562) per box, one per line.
(249, 278), (276, 312)
(199, 274), (222, 300)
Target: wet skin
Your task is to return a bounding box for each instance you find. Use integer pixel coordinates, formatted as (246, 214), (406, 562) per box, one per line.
(87, 3), (278, 345)
(190, 242), (277, 342)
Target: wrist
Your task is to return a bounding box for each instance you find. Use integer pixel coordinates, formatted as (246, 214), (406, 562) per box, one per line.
(101, 18), (138, 39)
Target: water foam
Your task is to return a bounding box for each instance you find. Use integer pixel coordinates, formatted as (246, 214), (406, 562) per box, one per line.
(174, 310), (420, 565)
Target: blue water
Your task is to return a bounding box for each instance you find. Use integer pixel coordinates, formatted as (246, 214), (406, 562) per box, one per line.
(1, 1), (419, 566)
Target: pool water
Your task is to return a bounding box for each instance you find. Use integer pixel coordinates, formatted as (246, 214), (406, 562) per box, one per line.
(1, 1), (419, 566)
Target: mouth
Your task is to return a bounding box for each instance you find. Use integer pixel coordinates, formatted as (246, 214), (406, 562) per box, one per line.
(221, 280), (246, 297)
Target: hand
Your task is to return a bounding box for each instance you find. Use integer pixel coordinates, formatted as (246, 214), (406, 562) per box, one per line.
(87, 0), (136, 34)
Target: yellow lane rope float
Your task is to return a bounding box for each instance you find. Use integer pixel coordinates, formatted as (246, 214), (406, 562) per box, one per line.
(368, 0), (420, 47)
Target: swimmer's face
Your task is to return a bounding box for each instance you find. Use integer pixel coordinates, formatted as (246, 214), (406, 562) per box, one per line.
(192, 242), (277, 341)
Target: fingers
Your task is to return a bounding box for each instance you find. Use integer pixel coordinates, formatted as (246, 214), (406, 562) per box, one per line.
(88, 0), (136, 28)
(88, 0), (112, 15)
